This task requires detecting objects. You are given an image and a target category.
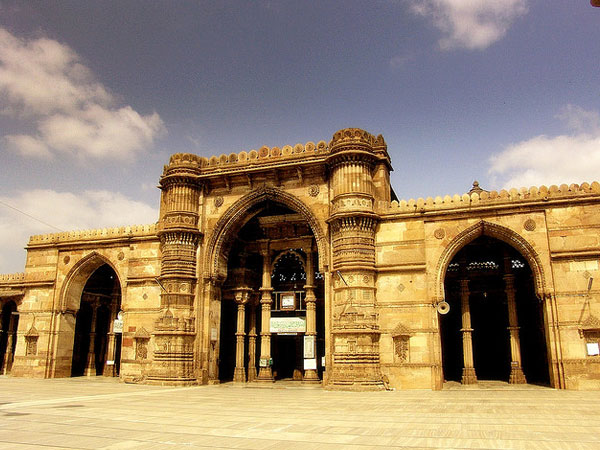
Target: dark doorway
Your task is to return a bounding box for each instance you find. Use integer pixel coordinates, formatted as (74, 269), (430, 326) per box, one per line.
(71, 264), (121, 377)
(272, 334), (301, 379)
(440, 236), (549, 385)
(0, 300), (19, 374)
(218, 298), (237, 382)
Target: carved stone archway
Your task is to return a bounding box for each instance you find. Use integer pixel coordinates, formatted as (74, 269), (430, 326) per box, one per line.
(205, 187), (328, 281)
(48, 252), (123, 378)
(434, 221), (548, 301)
(60, 252), (124, 313)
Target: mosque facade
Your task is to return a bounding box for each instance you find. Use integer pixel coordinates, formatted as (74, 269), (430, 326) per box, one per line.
(2, 128), (600, 390)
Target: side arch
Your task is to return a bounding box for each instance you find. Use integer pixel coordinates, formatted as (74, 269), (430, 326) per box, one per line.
(205, 187), (328, 280)
(60, 252), (124, 312)
(434, 221), (547, 300)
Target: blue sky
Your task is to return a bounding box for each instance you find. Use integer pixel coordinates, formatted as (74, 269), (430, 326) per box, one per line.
(1, 1), (599, 273)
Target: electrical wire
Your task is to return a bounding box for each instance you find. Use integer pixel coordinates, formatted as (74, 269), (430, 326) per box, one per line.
(0, 199), (63, 232)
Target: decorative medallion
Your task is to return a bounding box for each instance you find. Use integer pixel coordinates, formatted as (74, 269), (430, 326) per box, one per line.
(143, 293), (148, 300)
(433, 228), (445, 240)
(347, 275), (354, 284)
(363, 275), (370, 284)
(398, 283), (405, 293)
(214, 196), (224, 208)
(524, 219), (536, 231)
(117, 251), (125, 261)
(63, 255), (70, 265)
(308, 184), (320, 197)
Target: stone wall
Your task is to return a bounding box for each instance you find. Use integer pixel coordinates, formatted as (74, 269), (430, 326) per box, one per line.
(3, 128), (600, 390)
(8, 224), (161, 380)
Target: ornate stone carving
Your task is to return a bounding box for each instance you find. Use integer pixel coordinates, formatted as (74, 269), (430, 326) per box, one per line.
(393, 336), (409, 363)
(214, 196), (224, 207)
(63, 255), (70, 264)
(25, 325), (39, 356)
(523, 219), (536, 231)
(135, 327), (151, 360)
(434, 228), (445, 239)
(308, 184), (320, 197)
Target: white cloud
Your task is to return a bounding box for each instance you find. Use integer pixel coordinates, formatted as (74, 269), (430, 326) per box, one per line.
(0, 189), (158, 273)
(389, 54), (412, 69)
(407, 0), (528, 50)
(489, 105), (600, 189)
(4, 134), (51, 158)
(0, 28), (165, 161)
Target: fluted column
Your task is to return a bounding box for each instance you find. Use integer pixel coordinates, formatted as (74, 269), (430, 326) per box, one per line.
(504, 270), (526, 384)
(84, 301), (99, 377)
(326, 129), (387, 389)
(257, 244), (274, 382)
(247, 296), (258, 382)
(233, 288), (250, 382)
(150, 153), (203, 384)
(460, 280), (477, 384)
(303, 248), (319, 382)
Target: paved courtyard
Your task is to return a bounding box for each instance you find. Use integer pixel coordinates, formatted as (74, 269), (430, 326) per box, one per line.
(1, 377), (599, 449)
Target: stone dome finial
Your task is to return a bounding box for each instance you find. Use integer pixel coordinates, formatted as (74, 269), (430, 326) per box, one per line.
(468, 180), (486, 195)
(330, 128), (376, 152)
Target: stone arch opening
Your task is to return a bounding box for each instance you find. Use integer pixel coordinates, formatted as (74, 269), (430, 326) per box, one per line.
(213, 198), (325, 384)
(434, 221), (547, 301)
(70, 263), (122, 377)
(0, 300), (19, 374)
(57, 253), (123, 378)
(440, 235), (550, 386)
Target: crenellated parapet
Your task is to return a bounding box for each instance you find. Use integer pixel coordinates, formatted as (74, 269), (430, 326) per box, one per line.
(385, 182), (600, 217)
(0, 273), (25, 283)
(167, 141), (329, 175)
(27, 224), (158, 247)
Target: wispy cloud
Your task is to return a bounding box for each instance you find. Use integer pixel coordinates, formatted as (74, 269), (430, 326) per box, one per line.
(0, 28), (165, 161)
(0, 189), (158, 273)
(389, 53), (413, 70)
(407, 0), (528, 50)
(489, 105), (600, 189)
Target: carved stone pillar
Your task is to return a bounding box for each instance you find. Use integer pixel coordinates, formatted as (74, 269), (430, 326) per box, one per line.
(247, 296), (258, 382)
(233, 288), (250, 382)
(103, 300), (118, 377)
(150, 153), (203, 384)
(504, 265), (526, 384)
(303, 248), (319, 382)
(2, 313), (16, 375)
(257, 244), (274, 382)
(84, 301), (98, 377)
(460, 279), (477, 384)
(326, 128), (389, 390)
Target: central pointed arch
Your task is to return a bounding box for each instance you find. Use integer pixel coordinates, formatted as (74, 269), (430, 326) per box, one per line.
(205, 187), (328, 280)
